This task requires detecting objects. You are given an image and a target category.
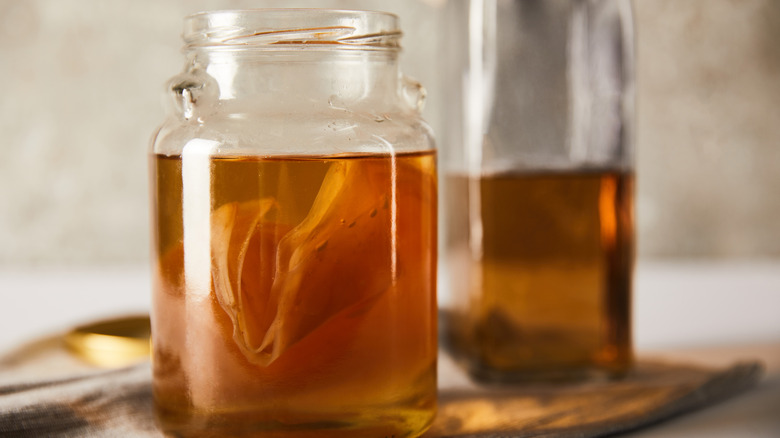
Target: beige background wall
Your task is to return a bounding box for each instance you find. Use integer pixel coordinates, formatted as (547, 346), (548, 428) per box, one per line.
(635, 0), (780, 257)
(0, 0), (778, 265)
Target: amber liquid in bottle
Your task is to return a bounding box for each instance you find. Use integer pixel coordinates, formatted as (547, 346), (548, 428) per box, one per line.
(151, 151), (437, 437)
(444, 170), (633, 381)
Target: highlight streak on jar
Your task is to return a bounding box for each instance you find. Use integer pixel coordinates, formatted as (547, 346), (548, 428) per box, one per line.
(182, 139), (220, 297)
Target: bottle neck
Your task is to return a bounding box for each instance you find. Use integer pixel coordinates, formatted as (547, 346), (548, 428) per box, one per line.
(188, 49), (402, 111)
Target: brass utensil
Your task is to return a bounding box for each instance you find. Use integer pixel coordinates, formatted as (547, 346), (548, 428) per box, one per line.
(64, 315), (151, 367)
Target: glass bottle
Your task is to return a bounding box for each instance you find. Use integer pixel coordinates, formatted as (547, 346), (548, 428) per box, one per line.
(441, 0), (635, 382)
(149, 9), (437, 437)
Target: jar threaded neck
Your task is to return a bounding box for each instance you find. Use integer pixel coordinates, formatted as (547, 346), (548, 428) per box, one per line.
(183, 9), (401, 51)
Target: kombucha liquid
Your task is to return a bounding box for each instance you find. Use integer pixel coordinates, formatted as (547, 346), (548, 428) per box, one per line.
(444, 170), (633, 381)
(151, 151), (437, 437)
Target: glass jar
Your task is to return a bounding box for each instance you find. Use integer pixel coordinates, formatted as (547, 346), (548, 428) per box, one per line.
(441, 0), (635, 382)
(149, 9), (437, 437)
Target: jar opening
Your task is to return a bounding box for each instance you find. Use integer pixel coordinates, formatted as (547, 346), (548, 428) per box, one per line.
(183, 9), (401, 51)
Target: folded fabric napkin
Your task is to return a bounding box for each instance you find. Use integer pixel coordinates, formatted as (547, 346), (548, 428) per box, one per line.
(0, 353), (763, 437)
(0, 363), (158, 437)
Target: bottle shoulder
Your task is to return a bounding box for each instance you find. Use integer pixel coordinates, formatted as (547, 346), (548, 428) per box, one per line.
(151, 108), (435, 157)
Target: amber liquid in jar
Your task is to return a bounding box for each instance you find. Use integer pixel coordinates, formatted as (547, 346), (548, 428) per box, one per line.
(444, 170), (633, 381)
(151, 151), (437, 437)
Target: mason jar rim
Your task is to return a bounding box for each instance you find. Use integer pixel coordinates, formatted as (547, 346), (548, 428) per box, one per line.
(183, 9), (402, 51)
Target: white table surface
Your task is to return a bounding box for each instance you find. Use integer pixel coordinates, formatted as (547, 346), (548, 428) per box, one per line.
(0, 260), (778, 436)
